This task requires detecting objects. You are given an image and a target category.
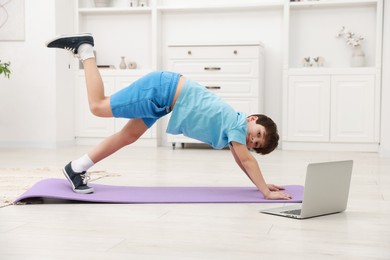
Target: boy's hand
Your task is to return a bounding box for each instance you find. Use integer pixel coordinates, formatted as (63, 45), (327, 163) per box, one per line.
(264, 191), (292, 200)
(229, 142), (292, 200)
(267, 184), (285, 191)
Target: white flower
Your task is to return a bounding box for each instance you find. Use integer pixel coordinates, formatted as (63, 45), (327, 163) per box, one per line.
(336, 26), (364, 47)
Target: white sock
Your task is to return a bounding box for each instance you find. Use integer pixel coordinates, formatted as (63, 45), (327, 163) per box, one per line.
(71, 154), (95, 173)
(78, 43), (95, 61)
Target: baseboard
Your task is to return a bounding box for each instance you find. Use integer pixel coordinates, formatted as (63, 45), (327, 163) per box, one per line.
(281, 141), (379, 152)
(379, 147), (390, 157)
(75, 137), (157, 147)
(0, 140), (75, 149)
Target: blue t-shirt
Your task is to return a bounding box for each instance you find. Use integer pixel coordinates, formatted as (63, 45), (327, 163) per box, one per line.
(166, 78), (247, 149)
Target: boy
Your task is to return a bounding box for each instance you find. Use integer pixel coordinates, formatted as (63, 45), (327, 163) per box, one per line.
(46, 33), (292, 200)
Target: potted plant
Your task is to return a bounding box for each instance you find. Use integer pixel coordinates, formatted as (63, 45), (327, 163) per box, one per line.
(0, 60), (11, 78)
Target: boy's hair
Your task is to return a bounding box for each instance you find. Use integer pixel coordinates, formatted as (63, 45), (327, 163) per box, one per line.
(249, 114), (279, 155)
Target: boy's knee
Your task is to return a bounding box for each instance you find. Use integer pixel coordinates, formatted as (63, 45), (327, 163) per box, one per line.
(89, 99), (112, 117)
(89, 102), (105, 117)
(89, 97), (112, 117)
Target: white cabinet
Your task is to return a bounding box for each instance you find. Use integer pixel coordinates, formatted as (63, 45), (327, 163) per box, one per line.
(166, 43), (264, 146)
(287, 75), (330, 142)
(285, 71), (378, 150)
(282, 0), (383, 151)
(331, 75), (376, 143)
(75, 70), (156, 145)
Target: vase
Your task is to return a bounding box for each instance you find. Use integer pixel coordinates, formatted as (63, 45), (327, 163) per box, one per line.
(351, 46), (365, 67)
(119, 56), (127, 70)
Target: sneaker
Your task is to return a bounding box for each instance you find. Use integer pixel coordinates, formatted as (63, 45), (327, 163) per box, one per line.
(63, 162), (94, 194)
(45, 33), (94, 54)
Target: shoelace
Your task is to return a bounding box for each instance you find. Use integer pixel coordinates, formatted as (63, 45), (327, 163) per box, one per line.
(64, 47), (81, 61)
(64, 46), (76, 54)
(80, 171), (91, 185)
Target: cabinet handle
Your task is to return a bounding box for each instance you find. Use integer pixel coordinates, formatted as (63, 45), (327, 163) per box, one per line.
(204, 67), (221, 71)
(205, 86), (221, 90)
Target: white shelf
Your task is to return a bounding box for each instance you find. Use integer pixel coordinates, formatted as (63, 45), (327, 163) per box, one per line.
(289, 0), (378, 9)
(287, 67), (376, 75)
(78, 7), (152, 14)
(157, 2), (283, 13)
(167, 41), (264, 47)
(77, 69), (151, 76)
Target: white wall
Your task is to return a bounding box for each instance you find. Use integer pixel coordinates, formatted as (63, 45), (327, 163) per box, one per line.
(55, 0), (77, 145)
(0, 0), (74, 148)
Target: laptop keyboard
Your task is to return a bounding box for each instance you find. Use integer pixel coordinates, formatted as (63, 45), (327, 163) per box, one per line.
(281, 209), (301, 215)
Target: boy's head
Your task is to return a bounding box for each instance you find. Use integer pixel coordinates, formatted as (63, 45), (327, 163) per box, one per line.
(246, 114), (279, 155)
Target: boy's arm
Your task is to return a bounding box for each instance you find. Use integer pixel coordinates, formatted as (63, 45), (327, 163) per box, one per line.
(229, 141), (291, 200)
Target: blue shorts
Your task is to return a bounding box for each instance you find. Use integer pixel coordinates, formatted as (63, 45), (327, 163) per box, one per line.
(110, 71), (180, 128)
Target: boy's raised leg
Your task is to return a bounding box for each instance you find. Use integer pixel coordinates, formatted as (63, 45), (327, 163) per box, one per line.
(82, 58), (113, 118)
(46, 33), (148, 193)
(46, 33), (112, 118)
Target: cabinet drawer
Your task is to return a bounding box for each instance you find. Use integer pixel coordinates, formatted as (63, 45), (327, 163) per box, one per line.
(195, 79), (259, 97)
(167, 45), (260, 59)
(168, 60), (259, 77)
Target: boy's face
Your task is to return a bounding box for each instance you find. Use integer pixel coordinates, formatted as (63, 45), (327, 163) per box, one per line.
(246, 116), (266, 150)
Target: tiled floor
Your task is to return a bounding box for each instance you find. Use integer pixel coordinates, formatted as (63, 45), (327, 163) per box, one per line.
(1, 146), (389, 259)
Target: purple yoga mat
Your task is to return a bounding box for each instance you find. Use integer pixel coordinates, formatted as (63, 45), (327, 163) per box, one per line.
(14, 178), (304, 204)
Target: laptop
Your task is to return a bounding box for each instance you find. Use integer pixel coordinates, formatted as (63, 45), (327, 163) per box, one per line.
(261, 160), (353, 219)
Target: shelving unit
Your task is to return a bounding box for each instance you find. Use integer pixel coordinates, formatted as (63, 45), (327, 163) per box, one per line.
(282, 0), (383, 151)
(75, 0), (284, 71)
(285, 1), (381, 68)
(73, 0), (384, 151)
(73, 0), (286, 146)
(75, 0), (382, 70)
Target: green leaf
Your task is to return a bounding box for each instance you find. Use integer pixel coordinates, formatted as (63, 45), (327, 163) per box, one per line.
(0, 62), (11, 78)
